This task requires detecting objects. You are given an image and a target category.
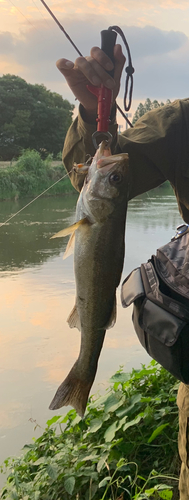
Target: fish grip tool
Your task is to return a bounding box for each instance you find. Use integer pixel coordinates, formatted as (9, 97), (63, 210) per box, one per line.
(87, 29), (117, 150)
(39, 1), (135, 142)
(87, 27), (135, 149)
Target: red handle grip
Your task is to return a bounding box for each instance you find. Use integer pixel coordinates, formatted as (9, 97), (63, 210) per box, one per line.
(87, 84), (112, 133)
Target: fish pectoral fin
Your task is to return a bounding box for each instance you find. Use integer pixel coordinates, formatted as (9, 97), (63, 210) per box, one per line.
(63, 232), (75, 260)
(50, 218), (88, 239)
(67, 304), (81, 331)
(104, 297), (117, 329)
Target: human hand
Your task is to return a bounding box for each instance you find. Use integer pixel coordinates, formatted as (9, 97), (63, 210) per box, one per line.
(56, 45), (126, 121)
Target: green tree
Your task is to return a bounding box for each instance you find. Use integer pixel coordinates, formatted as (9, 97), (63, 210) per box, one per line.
(132, 98), (171, 125)
(0, 75), (74, 160)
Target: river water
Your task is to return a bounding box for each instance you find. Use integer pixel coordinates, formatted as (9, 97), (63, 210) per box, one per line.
(0, 183), (182, 487)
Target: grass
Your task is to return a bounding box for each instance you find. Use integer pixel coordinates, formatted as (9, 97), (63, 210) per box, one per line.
(0, 361), (180, 500)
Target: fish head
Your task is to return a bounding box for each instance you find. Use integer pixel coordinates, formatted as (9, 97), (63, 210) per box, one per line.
(82, 149), (129, 222)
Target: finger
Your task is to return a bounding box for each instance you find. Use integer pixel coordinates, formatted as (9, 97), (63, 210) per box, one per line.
(85, 56), (115, 89)
(75, 56), (115, 89)
(56, 58), (74, 75)
(90, 46), (114, 72)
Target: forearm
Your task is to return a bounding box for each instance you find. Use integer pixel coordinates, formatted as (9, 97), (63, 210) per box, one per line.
(62, 104), (118, 191)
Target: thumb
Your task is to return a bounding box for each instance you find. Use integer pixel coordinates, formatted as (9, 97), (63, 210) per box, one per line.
(56, 58), (74, 77)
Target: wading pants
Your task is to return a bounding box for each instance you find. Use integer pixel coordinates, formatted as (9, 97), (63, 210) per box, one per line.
(177, 383), (189, 499)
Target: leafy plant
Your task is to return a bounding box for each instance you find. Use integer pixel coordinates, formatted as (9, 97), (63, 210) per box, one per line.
(0, 149), (74, 200)
(0, 362), (180, 499)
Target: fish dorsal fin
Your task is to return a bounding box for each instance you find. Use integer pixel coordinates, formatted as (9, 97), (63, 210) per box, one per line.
(105, 297), (117, 330)
(63, 232), (75, 260)
(67, 304), (81, 331)
(50, 218), (88, 240)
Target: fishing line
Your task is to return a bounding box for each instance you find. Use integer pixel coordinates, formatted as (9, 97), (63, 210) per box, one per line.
(7, 0), (39, 31)
(0, 172), (70, 228)
(39, 0), (82, 57)
(31, 0), (52, 28)
(39, 0), (134, 125)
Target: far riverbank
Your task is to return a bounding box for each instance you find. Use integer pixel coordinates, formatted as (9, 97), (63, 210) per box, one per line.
(0, 150), (75, 201)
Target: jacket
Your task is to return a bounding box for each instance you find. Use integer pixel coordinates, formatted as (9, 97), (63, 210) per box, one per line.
(62, 98), (189, 223)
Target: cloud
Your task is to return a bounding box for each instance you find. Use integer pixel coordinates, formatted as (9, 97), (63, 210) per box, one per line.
(0, 17), (189, 103)
(0, 32), (14, 54)
(159, 0), (189, 9)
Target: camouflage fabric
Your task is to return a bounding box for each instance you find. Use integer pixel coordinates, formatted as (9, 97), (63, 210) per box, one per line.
(177, 383), (189, 499)
(63, 98), (189, 223)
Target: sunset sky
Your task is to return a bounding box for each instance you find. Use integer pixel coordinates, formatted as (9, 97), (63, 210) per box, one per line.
(1, 0), (189, 121)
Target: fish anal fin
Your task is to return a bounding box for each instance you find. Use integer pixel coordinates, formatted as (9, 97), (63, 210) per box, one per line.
(67, 304), (81, 331)
(63, 232), (75, 260)
(49, 362), (93, 417)
(105, 297), (117, 330)
(50, 218), (88, 240)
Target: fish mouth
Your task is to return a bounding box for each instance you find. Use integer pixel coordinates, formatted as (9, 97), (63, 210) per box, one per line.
(97, 141), (111, 160)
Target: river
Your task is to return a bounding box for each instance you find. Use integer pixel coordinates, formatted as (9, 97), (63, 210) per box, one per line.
(0, 183), (182, 487)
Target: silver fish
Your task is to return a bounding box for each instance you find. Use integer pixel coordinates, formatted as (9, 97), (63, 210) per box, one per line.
(49, 142), (129, 417)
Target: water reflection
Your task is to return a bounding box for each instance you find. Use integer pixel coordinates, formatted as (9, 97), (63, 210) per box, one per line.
(0, 194), (78, 271)
(0, 184), (183, 488)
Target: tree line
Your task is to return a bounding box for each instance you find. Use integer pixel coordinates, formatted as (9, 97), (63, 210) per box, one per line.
(0, 74), (171, 161)
(0, 75), (74, 160)
(132, 97), (171, 125)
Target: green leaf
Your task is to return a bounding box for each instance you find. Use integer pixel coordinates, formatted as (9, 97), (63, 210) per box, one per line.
(97, 453), (109, 473)
(64, 476), (75, 495)
(71, 415), (81, 427)
(82, 454), (98, 462)
(89, 393), (111, 409)
(10, 491), (18, 500)
(104, 421), (118, 442)
(148, 423), (169, 443)
(46, 416), (61, 427)
(98, 476), (111, 488)
(22, 444), (35, 450)
(89, 418), (103, 433)
(116, 458), (127, 468)
(46, 464), (59, 481)
(34, 457), (46, 466)
(158, 490), (173, 499)
(144, 487), (156, 496)
(104, 393), (123, 413)
(34, 492), (41, 500)
(109, 372), (130, 383)
(123, 415), (142, 431)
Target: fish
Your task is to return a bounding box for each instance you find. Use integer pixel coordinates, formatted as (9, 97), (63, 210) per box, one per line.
(49, 142), (129, 417)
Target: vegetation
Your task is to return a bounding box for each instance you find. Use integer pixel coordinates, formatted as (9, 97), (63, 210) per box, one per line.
(0, 149), (75, 200)
(0, 75), (74, 160)
(0, 361), (180, 499)
(132, 98), (171, 125)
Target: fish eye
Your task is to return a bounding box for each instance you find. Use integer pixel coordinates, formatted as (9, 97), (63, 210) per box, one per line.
(109, 172), (123, 185)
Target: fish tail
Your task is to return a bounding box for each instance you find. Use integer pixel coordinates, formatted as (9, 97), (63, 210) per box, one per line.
(49, 362), (94, 417)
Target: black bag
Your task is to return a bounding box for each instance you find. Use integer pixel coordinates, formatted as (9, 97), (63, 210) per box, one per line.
(121, 224), (189, 383)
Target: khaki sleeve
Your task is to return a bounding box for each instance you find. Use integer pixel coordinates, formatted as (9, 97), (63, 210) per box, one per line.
(63, 99), (189, 223)
(62, 105), (117, 192)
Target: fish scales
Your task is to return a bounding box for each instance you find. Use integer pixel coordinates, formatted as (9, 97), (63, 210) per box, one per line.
(49, 142), (129, 416)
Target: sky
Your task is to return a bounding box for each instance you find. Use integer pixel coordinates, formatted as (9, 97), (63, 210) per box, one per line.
(1, 0), (189, 124)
